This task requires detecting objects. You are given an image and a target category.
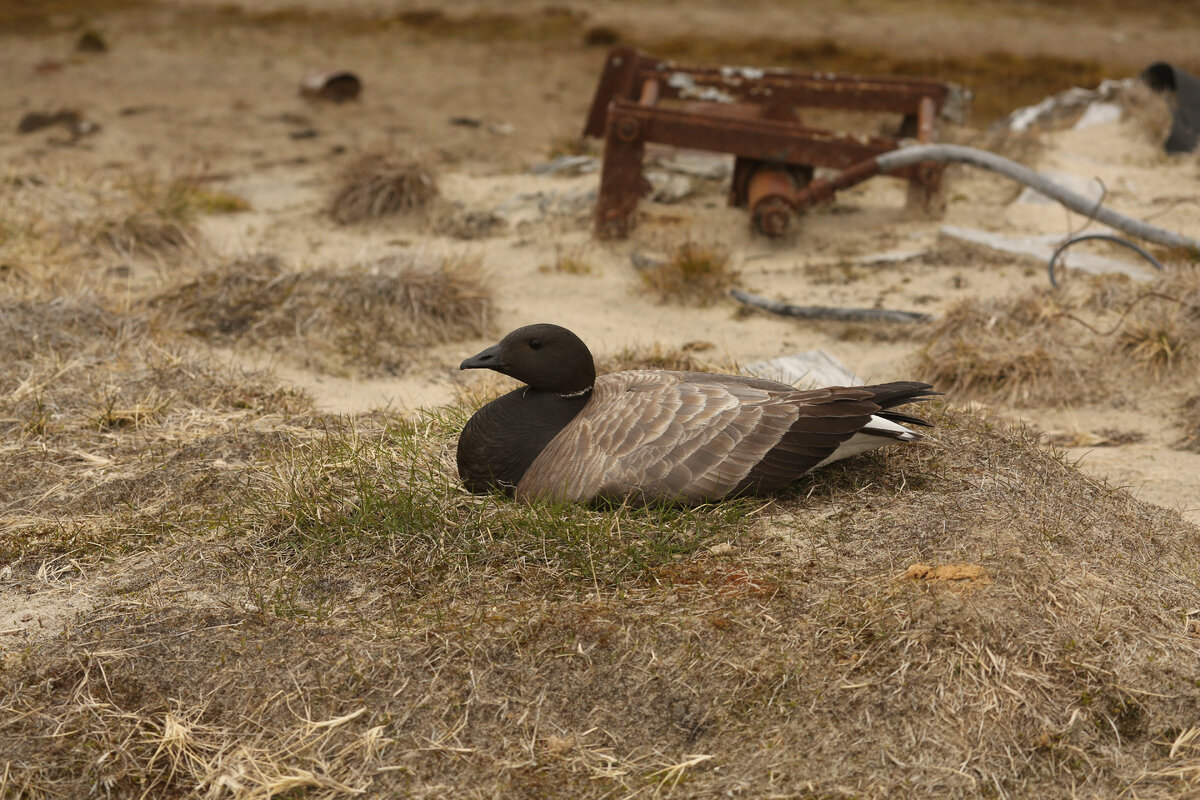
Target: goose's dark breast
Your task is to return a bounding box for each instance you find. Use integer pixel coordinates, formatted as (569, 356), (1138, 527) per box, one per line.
(457, 387), (591, 495)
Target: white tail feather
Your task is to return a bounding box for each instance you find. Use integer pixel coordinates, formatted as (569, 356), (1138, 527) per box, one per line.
(813, 415), (921, 468)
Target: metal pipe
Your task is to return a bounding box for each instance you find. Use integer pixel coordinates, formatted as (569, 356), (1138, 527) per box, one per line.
(793, 158), (883, 209)
(916, 95), (937, 143)
(747, 167), (799, 237)
(638, 78), (660, 106)
(1047, 233), (1165, 287)
(792, 144), (1200, 253)
(875, 144), (1200, 252)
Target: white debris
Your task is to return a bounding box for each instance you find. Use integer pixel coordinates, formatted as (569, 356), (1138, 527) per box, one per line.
(648, 153), (733, 180)
(1002, 78), (1134, 132)
(1073, 102), (1123, 130)
(741, 350), (862, 389)
(644, 171), (693, 203)
(528, 155), (600, 176)
(939, 225), (1155, 281)
(496, 186), (596, 224)
(718, 65), (765, 84)
(667, 71), (735, 103)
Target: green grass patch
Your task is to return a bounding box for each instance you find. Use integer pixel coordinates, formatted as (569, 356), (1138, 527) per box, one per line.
(235, 407), (758, 603)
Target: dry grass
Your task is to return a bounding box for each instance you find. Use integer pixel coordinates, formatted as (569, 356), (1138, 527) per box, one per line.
(1120, 79), (1179, 148)
(914, 290), (1088, 405)
(0, 0), (147, 33)
(87, 174), (248, 258)
(914, 265), (1200, 407)
(6, 6), (1200, 796)
(191, 3), (591, 44)
(3, 400), (1200, 798)
(149, 252), (491, 377)
(539, 245), (594, 275)
(639, 241), (738, 306)
(4, 232), (1199, 798)
(0, 294), (311, 563)
(545, 134), (599, 160)
(1118, 309), (1191, 376)
(596, 340), (728, 374)
(1179, 396), (1200, 453)
(329, 154), (438, 225)
(0, 169), (251, 290)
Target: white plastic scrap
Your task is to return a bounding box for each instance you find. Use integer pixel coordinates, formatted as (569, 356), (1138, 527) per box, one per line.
(741, 350), (863, 389)
(1004, 78), (1134, 132)
(939, 225), (1155, 281)
(667, 71), (735, 103)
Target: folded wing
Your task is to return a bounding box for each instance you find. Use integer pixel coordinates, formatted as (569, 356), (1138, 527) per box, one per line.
(516, 371), (913, 503)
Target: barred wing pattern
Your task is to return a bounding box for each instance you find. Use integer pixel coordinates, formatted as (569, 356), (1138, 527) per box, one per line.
(516, 371), (888, 503)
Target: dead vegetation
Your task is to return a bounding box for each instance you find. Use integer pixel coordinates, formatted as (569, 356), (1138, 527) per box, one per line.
(914, 264), (1200, 408)
(539, 245), (594, 275)
(88, 173), (250, 258)
(148, 252), (491, 377)
(3, 401), (1200, 798)
(0, 294), (311, 564)
(0, 169), (252, 292)
(329, 154), (438, 225)
(0, 0), (148, 34)
(1119, 79), (1179, 148)
(596, 339), (726, 374)
(638, 241), (738, 306)
(4, 4), (1200, 798)
(1180, 396), (1200, 453)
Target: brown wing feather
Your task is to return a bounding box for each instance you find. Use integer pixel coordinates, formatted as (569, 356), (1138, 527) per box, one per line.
(516, 371), (886, 504)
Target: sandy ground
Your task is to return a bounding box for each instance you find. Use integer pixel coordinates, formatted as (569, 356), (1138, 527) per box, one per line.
(3, 0), (1199, 524)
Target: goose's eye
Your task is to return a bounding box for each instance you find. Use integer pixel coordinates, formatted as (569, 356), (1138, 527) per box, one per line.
(529, 339), (542, 350)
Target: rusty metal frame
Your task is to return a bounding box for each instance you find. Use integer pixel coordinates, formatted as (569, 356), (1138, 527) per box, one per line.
(584, 47), (956, 238)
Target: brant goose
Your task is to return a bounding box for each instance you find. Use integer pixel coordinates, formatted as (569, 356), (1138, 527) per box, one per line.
(457, 323), (937, 504)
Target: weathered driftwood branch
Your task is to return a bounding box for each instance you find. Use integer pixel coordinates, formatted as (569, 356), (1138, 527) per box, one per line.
(730, 289), (934, 324)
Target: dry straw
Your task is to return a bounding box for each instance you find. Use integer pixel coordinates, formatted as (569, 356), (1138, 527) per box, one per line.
(329, 153), (438, 224)
(914, 263), (1200, 409)
(3, 405), (1200, 798)
(149, 252), (491, 376)
(639, 240), (738, 306)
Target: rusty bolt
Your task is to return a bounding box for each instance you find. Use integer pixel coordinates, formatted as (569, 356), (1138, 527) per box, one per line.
(615, 117), (641, 142)
(747, 166), (799, 237)
(752, 196), (793, 237)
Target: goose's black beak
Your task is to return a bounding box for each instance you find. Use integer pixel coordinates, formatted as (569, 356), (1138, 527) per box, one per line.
(460, 343), (505, 371)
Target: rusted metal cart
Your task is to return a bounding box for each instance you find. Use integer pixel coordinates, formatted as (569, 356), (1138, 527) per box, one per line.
(582, 47), (965, 238)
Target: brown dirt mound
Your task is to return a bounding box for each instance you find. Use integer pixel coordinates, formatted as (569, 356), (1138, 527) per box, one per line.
(3, 407), (1198, 798)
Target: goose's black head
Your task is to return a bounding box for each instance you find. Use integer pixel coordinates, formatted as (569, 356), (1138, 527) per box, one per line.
(460, 323), (596, 395)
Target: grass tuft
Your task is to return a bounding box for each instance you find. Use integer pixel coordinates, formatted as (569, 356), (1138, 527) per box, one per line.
(914, 267), (1200, 406)
(329, 154), (438, 225)
(639, 241), (737, 306)
(545, 134), (598, 160)
(1179, 396), (1200, 453)
(149, 252), (491, 376)
(1118, 309), (1191, 375)
(596, 340), (725, 374)
(540, 245), (594, 275)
